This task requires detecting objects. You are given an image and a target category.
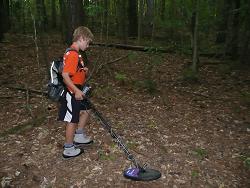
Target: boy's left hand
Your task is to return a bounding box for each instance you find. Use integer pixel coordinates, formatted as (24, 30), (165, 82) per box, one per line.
(83, 67), (88, 72)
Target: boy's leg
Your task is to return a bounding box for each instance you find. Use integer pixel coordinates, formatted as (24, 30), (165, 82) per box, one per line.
(63, 122), (84, 159)
(65, 122), (77, 144)
(60, 92), (84, 158)
(78, 110), (90, 130)
(74, 110), (93, 144)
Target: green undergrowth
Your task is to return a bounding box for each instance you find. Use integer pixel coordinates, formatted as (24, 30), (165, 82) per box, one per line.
(240, 91), (250, 106)
(192, 148), (208, 160)
(0, 114), (47, 138)
(97, 149), (116, 161)
(239, 154), (250, 169)
(182, 67), (199, 82)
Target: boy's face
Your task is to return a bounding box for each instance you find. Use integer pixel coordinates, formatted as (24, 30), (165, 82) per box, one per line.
(79, 37), (91, 51)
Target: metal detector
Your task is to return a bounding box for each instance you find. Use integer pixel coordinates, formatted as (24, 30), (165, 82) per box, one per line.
(85, 98), (161, 181)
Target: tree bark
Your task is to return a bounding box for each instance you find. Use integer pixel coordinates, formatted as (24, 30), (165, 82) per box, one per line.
(144, 0), (154, 36)
(240, 0), (250, 64)
(0, 0), (4, 40)
(35, 0), (48, 31)
(59, 0), (68, 43)
(230, 0), (240, 60)
(191, 0), (199, 72)
(63, 0), (85, 45)
(91, 42), (173, 53)
(0, 0), (10, 40)
(51, 0), (57, 29)
(216, 0), (231, 43)
(117, 0), (127, 43)
(160, 0), (165, 21)
(103, 0), (108, 39)
(137, 0), (144, 44)
(128, 0), (138, 37)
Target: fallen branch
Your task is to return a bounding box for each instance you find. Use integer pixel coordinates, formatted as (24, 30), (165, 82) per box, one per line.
(6, 85), (47, 96)
(0, 114), (47, 138)
(25, 85), (34, 118)
(91, 42), (233, 58)
(91, 42), (173, 53)
(0, 96), (16, 99)
(103, 54), (129, 66)
(97, 54), (129, 73)
(87, 54), (129, 81)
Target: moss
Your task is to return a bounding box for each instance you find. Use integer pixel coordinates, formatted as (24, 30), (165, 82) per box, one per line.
(0, 115), (47, 138)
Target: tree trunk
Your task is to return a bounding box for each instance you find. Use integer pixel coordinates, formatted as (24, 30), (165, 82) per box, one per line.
(103, 0), (108, 40)
(223, 1), (233, 57)
(240, 0), (250, 64)
(59, 0), (68, 43)
(216, 0), (231, 43)
(137, 0), (144, 44)
(0, 0), (4, 40)
(169, 0), (177, 40)
(117, 0), (127, 43)
(240, 29), (250, 65)
(230, 0), (240, 60)
(191, 0), (199, 72)
(128, 0), (138, 37)
(3, 0), (10, 32)
(144, 0), (154, 36)
(0, 0), (10, 39)
(82, 0), (89, 26)
(59, 0), (85, 44)
(21, 1), (26, 34)
(92, 42), (173, 53)
(69, 0), (84, 32)
(51, 0), (57, 29)
(35, 0), (48, 32)
(160, 0), (165, 21)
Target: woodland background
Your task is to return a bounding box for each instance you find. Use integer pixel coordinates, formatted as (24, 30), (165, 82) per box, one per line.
(1, 0), (250, 67)
(0, 0), (249, 187)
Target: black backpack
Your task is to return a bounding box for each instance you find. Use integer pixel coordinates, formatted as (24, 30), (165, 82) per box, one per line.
(47, 48), (79, 102)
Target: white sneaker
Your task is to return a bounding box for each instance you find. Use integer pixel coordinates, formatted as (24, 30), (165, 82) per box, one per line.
(74, 133), (93, 145)
(62, 146), (84, 159)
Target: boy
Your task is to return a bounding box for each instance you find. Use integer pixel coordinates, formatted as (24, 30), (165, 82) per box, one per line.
(58, 26), (94, 159)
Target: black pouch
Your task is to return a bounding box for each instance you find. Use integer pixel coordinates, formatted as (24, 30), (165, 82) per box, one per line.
(47, 83), (65, 102)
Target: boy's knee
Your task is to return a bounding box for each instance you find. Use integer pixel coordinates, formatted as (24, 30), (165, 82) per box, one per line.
(80, 110), (89, 116)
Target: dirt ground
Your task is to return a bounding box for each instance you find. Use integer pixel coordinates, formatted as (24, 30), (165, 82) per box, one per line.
(0, 34), (249, 188)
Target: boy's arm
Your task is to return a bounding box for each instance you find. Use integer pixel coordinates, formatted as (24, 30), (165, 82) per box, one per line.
(62, 72), (84, 100)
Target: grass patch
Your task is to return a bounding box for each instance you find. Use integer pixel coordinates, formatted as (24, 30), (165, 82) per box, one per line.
(240, 154), (250, 169)
(147, 120), (158, 129)
(217, 63), (232, 75)
(92, 84), (113, 98)
(134, 79), (157, 94)
(240, 91), (250, 106)
(115, 72), (127, 85)
(128, 51), (138, 61)
(0, 114), (47, 138)
(192, 148), (208, 160)
(97, 149), (116, 161)
(191, 170), (199, 178)
(126, 141), (138, 150)
(182, 67), (199, 82)
(244, 157), (250, 169)
(143, 79), (157, 94)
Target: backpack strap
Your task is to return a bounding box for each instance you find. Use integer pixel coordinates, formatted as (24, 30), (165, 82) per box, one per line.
(65, 47), (78, 54)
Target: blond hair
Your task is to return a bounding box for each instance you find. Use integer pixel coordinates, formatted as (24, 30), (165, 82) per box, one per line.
(73, 26), (94, 42)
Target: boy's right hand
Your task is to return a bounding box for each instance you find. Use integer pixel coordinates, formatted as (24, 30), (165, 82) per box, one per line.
(75, 89), (85, 100)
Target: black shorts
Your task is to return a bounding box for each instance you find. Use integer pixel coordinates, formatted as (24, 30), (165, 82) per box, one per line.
(58, 91), (91, 123)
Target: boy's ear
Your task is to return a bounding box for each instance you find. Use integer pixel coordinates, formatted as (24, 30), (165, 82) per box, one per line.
(79, 36), (83, 41)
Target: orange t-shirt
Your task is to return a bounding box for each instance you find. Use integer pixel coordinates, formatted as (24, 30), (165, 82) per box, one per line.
(63, 49), (86, 91)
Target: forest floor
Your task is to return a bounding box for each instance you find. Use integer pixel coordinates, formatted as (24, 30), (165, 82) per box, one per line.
(0, 33), (249, 188)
